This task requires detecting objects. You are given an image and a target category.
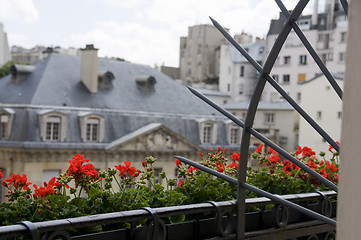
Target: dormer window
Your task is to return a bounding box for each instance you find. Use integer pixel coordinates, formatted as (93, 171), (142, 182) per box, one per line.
(0, 115), (8, 139)
(86, 118), (99, 141)
(79, 113), (104, 142)
(198, 120), (217, 144)
(225, 120), (241, 145)
(46, 116), (61, 141)
(39, 111), (67, 142)
(0, 108), (15, 140)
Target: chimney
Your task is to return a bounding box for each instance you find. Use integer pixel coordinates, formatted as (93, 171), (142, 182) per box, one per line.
(311, 0), (318, 27)
(81, 44), (98, 95)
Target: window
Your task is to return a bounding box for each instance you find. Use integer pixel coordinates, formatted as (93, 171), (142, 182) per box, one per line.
(338, 111), (342, 119)
(239, 83), (244, 95)
(316, 111), (322, 120)
(0, 109), (14, 140)
(86, 118), (99, 141)
(230, 126), (240, 144)
(339, 52), (345, 62)
(341, 32), (347, 42)
(298, 73), (306, 82)
(265, 113), (275, 124)
(203, 124), (213, 144)
(318, 34), (324, 42)
(240, 66), (244, 77)
(187, 63), (192, 76)
(43, 170), (60, 183)
(46, 116), (61, 141)
(283, 74), (290, 84)
(272, 74), (279, 82)
(297, 92), (301, 102)
(0, 115), (9, 139)
(79, 114), (104, 142)
(227, 83), (230, 92)
(284, 56), (291, 65)
(38, 111), (67, 142)
(259, 47), (264, 54)
(327, 53), (333, 61)
(299, 55), (307, 65)
(197, 44), (202, 54)
(198, 120), (217, 144)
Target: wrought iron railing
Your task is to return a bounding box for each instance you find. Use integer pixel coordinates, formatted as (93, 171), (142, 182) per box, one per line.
(0, 191), (336, 239)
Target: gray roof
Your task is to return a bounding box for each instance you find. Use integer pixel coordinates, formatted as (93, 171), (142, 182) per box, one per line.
(0, 53), (230, 148)
(228, 41), (265, 63)
(0, 53), (219, 115)
(196, 88), (231, 97)
(298, 73), (344, 85)
(223, 101), (294, 110)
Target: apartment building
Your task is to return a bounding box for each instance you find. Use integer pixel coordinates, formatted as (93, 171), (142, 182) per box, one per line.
(179, 24), (227, 85)
(262, 0), (347, 102)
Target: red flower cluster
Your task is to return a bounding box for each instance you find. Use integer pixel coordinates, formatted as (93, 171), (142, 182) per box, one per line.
(33, 177), (56, 199)
(0, 169), (3, 179)
(265, 147), (280, 166)
(255, 144), (263, 154)
(115, 161), (139, 178)
(295, 146), (316, 157)
(231, 152), (240, 161)
(66, 154), (99, 181)
(177, 179), (184, 188)
(2, 173), (32, 190)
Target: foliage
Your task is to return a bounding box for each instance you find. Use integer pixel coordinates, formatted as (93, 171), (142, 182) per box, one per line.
(0, 60), (15, 78)
(0, 145), (339, 226)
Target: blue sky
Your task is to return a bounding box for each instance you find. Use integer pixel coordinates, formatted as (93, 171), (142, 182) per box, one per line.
(0, 0), (320, 67)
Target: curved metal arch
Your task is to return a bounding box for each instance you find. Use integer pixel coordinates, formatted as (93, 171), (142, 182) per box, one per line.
(178, 0), (347, 239)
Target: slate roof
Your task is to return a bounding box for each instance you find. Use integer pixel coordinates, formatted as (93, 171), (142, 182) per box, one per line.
(0, 53), (219, 115)
(0, 53), (229, 148)
(223, 101), (294, 111)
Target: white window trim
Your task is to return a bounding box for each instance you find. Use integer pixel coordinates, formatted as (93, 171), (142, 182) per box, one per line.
(265, 113), (275, 125)
(39, 112), (67, 142)
(0, 108), (14, 140)
(226, 121), (241, 145)
(79, 113), (105, 142)
(198, 120), (217, 144)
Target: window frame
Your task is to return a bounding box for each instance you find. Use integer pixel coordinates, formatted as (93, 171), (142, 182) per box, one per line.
(265, 113), (275, 125)
(39, 111), (67, 142)
(79, 113), (105, 142)
(198, 120), (217, 144)
(0, 108), (14, 140)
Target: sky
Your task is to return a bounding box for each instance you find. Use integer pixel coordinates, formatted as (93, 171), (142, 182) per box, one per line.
(0, 0), (321, 67)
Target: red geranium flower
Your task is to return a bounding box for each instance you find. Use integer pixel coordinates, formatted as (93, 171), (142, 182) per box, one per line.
(33, 177), (56, 199)
(4, 173), (32, 190)
(255, 144), (263, 154)
(115, 161), (138, 178)
(231, 152), (240, 161)
(177, 179), (184, 188)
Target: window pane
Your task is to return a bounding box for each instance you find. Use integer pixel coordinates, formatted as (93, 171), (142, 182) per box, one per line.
(203, 124), (212, 143)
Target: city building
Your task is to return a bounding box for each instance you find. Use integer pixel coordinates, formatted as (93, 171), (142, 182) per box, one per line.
(11, 45), (80, 64)
(179, 24), (227, 86)
(223, 101), (298, 153)
(262, 0), (347, 102)
(0, 23), (11, 66)
(0, 45), (242, 191)
(298, 74), (343, 157)
(219, 40), (265, 102)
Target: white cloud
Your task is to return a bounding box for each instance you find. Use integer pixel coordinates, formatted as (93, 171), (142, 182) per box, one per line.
(101, 0), (145, 8)
(0, 0), (39, 24)
(70, 20), (179, 67)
